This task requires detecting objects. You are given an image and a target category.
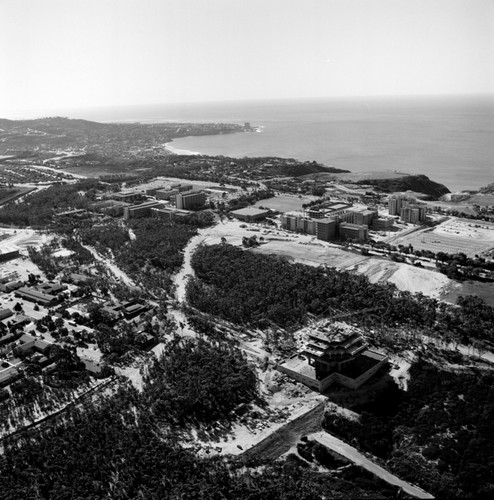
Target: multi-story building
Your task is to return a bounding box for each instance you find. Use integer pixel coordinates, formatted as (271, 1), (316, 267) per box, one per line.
(281, 213), (337, 242)
(281, 212), (315, 234)
(278, 321), (388, 392)
(112, 191), (143, 203)
(155, 189), (179, 201)
(175, 191), (206, 210)
(151, 207), (193, 221)
(342, 209), (377, 226)
(339, 222), (368, 242)
(315, 218), (336, 241)
(400, 204), (426, 224)
(124, 200), (162, 220)
(371, 217), (395, 231)
(388, 195), (415, 216)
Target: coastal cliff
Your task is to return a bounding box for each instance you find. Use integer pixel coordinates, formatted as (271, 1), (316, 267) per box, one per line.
(355, 174), (450, 199)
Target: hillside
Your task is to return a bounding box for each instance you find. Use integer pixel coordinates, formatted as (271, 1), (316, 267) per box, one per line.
(0, 116), (246, 157)
(354, 174), (450, 199)
(479, 182), (494, 194)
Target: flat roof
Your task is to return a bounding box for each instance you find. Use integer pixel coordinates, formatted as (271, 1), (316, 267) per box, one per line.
(281, 356), (317, 379)
(327, 203), (349, 210)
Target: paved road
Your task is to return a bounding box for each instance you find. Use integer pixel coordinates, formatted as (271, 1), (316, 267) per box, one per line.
(308, 431), (434, 499)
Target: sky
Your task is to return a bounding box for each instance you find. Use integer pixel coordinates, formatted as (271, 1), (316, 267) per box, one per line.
(1, 0), (493, 117)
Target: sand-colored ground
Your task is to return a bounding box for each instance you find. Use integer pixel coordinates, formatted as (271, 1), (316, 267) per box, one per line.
(0, 228), (51, 252)
(392, 218), (494, 258)
(433, 218), (494, 241)
(352, 259), (453, 299)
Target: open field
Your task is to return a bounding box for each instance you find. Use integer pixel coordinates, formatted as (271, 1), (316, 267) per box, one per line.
(392, 218), (494, 258)
(0, 228), (51, 252)
(254, 239), (368, 269)
(252, 195), (318, 212)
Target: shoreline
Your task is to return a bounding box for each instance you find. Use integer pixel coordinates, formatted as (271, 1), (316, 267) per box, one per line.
(164, 142), (203, 156)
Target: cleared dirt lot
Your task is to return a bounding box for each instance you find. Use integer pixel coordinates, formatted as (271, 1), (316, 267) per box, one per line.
(254, 239), (367, 269)
(392, 218), (494, 258)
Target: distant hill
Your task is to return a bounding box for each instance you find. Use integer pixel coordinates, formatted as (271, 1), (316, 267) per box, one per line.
(0, 116), (246, 157)
(353, 174), (450, 199)
(479, 182), (494, 194)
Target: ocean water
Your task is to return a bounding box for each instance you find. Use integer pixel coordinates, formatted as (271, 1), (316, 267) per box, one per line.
(73, 96), (494, 192)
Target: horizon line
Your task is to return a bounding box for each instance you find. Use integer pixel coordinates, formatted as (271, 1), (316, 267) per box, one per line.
(2, 92), (494, 121)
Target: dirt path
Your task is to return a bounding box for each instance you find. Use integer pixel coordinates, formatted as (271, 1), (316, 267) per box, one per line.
(84, 245), (136, 287)
(174, 233), (205, 303)
(239, 402), (325, 462)
(309, 431), (434, 499)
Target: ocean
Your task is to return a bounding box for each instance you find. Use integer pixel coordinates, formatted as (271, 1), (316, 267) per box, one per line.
(72, 96), (494, 193)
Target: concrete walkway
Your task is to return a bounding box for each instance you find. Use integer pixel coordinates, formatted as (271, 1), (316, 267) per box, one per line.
(308, 431), (434, 499)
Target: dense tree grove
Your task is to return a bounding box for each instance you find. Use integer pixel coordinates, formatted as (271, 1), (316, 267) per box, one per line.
(113, 218), (199, 291)
(322, 362), (494, 499)
(0, 179), (102, 227)
(0, 347), (397, 499)
(186, 244), (494, 343)
(143, 338), (258, 425)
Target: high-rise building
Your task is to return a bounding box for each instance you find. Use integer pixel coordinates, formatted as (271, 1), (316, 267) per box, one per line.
(315, 219), (336, 241)
(388, 195), (412, 216)
(400, 205), (426, 224)
(175, 191), (206, 210)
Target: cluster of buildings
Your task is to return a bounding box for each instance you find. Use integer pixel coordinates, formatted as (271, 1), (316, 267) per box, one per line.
(88, 182), (207, 220)
(280, 203), (394, 242)
(15, 282), (66, 307)
(388, 195), (426, 223)
(278, 320), (387, 392)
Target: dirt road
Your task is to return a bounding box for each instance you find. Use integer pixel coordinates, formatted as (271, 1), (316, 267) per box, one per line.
(309, 431), (434, 499)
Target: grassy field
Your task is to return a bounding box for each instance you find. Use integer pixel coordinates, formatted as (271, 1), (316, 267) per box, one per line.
(253, 195), (318, 212)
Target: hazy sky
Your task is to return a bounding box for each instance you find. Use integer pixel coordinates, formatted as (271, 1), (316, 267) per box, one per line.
(1, 0), (493, 116)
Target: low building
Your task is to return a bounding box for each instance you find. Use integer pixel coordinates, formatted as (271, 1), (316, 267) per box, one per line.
(231, 207), (271, 222)
(0, 366), (20, 387)
(0, 247), (20, 262)
(155, 188), (179, 201)
(68, 273), (91, 285)
(89, 199), (130, 216)
(0, 281), (25, 293)
(17, 333), (52, 355)
(339, 222), (368, 242)
(0, 308), (13, 321)
(371, 217), (394, 231)
(278, 321), (387, 392)
(15, 287), (59, 307)
(82, 359), (107, 378)
(112, 191), (143, 203)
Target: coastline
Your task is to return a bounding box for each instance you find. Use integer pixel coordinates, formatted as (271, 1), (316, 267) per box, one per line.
(164, 142), (202, 156)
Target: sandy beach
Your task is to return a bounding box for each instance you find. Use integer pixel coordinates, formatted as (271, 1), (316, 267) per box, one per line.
(164, 142), (201, 156)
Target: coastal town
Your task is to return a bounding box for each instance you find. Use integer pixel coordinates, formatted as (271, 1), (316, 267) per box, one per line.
(0, 117), (493, 499)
